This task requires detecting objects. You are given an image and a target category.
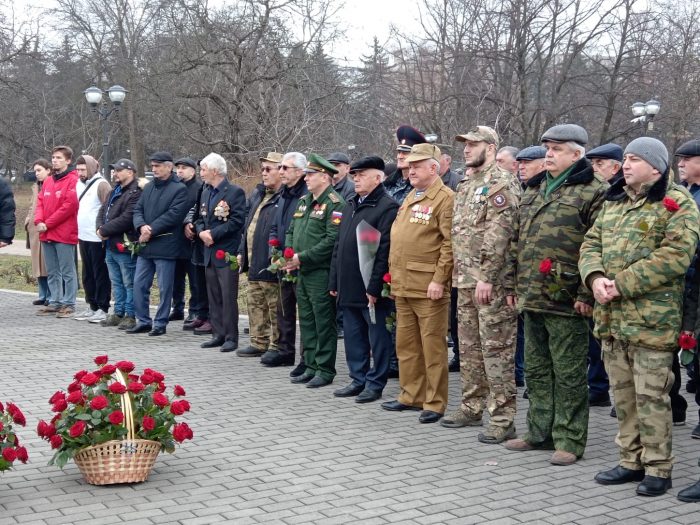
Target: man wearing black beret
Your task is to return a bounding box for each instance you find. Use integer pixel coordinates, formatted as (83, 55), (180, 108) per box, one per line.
(329, 156), (399, 403)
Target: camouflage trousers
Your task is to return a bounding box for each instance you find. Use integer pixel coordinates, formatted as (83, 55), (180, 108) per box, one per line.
(602, 339), (675, 478)
(457, 287), (517, 427)
(246, 280), (280, 351)
(523, 311), (589, 457)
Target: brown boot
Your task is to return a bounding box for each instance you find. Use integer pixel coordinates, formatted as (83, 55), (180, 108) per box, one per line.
(504, 438), (535, 451)
(550, 450), (578, 466)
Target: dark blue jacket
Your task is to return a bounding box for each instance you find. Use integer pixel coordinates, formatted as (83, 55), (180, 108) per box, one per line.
(0, 176), (16, 244)
(241, 184), (282, 282)
(269, 177), (308, 248)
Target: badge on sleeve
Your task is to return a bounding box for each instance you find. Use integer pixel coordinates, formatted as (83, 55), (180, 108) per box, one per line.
(331, 211), (343, 225)
(492, 193), (507, 208)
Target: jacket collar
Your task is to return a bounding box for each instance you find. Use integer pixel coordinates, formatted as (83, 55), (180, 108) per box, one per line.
(283, 176), (307, 198)
(558, 157), (594, 186)
(605, 167), (669, 203)
(352, 184), (386, 208)
(53, 167), (75, 181)
(120, 179), (139, 192)
(525, 171), (547, 188)
(411, 176), (444, 202)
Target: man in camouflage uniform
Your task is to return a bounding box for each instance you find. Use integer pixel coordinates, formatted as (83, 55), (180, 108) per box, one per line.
(440, 126), (520, 443)
(581, 137), (700, 497)
(504, 124), (607, 466)
(285, 153), (345, 388)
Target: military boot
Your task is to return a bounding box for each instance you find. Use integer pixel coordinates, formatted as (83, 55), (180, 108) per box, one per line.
(118, 316), (137, 330)
(100, 313), (124, 327)
(439, 409), (482, 428)
(478, 424), (516, 444)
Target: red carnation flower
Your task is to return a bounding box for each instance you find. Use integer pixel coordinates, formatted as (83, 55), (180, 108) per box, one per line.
(109, 383), (127, 395)
(36, 420), (49, 438)
(170, 401), (185, 416)
(6, 403), (26, 426)
(0, 401), (3, 413)
(141, 416), (155, 432)
(172, 422), (194, 443)
(69, 421), (86, 438)
(49, 435), (63, 449)
(90, 395), (109, 411)
(115, 361), (135, 373)
(128, 382), (145, 394)
(100, 364), (117, 376)
(2, 447), (17, 462)
(116, 242), (125, 253)
(51, 398), (68, 413)
(108, 410), (124, 425)
(215, 249), (226, 260)
(268, 238), (281, 248)
(67, 381), (81, 393)
(679, 332), (697, 350)
(49, 391), (66, 405)
(74, 370), (88, 381)
(173, 385), (186, 397)
(140, 373), (156, 385)
(539, 258), (553, 274)
(94, 355), (109, 365)
(127, 374), (139, 382)
(144, 369), (165, 383)
(283, 247), (295, 259)
(66, 390), (84, 404)
(15, 446), (28, 463)
(382, 272), (391, 284)
(156, 382), (166, 393)
(663, 197), (680, 212)
(153, 392), (169, 408)
(81, 373), (99, 386)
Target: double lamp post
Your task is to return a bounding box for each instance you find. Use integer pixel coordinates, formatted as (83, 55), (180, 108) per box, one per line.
(83, 85), (127, 177)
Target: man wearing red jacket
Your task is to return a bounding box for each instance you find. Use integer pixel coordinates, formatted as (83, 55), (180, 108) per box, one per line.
(35, 146), (80, 318)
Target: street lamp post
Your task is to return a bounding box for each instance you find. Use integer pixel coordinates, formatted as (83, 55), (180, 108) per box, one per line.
(84, 85), (127, 177)
(630, 98), (660, 136)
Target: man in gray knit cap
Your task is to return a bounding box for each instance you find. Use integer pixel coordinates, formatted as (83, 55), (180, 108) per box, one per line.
(580, 136), (700, 497)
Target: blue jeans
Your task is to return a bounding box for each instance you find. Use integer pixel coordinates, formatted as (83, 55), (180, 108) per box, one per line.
(42, 242), (78, 308)
(133, 257), (176, 329)
(37, 276), (51, 302)
(342, 303), (393, 393)
(105, 250), (137, 317)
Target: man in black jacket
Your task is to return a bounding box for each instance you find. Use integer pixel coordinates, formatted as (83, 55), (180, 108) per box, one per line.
(96, 159), (142, 330)
(269, 152), (309, 376)
(128, 151), (189, 336)
(0, 175), (15, 247)
(329, 156), (399, 403)
(195, 152), (246, 352)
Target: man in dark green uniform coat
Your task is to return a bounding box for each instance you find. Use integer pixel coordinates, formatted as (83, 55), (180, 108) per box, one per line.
(285, 153), (346, 388)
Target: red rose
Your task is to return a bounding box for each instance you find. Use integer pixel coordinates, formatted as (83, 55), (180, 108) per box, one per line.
(15, 446), (28, 463)
(0, 401), (3, 413)
(2, 447), (17, 462)
(141, 373), (156, 385)
(116, 242), (126, 253)
(173, 385), (186, 397)
(49, 435), (63, 449)
(108, 410), (124, 425)
(172, 422), (194, 443)
(663, 197), (680, 212)
(170, 401), (186, 416)
(539, 258), (553, 274)
(382, 272), (391, 284)
(94, 355), (109, 365)
(7, 403), (26, 426)
(115, 361), (135, 373)
(37, 420), (49, 438)
(145, 369), (165, 383)
(283, 247), (295, 259)
(81, 373), (99, 386)
(100, 364), (117, 376)
(109, 383), (127, 395)
(679, 332), (697, 350)
(67, 381), (82, 393)
(128, 382), (145, 394)
(51, 398), (68, 413)
(127, 374), (139, 382)
(215, 249), (226, 260)
(74, 370), (88, 381)
(44, 424), (56, 438)
(69, 421), (86, 438)
(156, 382), (166, 393)
(49, 391), (66, 405)
(141, 416), (155, 432)
(90, 395), (109, 411)
(67, 390), (84, 404)
(153, 392), (169, 407)
(268, 238), (281, 248)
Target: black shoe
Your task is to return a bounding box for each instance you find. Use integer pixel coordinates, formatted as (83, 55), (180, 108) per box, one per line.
(594, 465), (645, 485)
(691, 423), (700, 439)
(337, 328), (344, 339)
(589, 395), (612, 407)
(678, 479), (700, 502)
(290, 373), (314, 384)
(184, 313), (196, 323)
(334, 384), (364, 397)
(687, 380), (697, 394)
(523, 389), (529, 399)
(306, 376), (332, 388)
(356, 390), (382, 403)
(419, 410), (443, 424)
(236, 346), (266, 358)
(183, 320), (197, 331)
(220, 341), (237, 352)
(289, 362), (307, 378)
(148, 327), (166, 336)
(32, 299), (46, 305)
(387, 367), (399, 379)
(448, 356), (460, 373)
(126, 323), (152, 334)
(515, 378), (525, 387)
(636, 475), (672, 496)
(610, 406), (617, 418)
(169, 311), (184, 321)
(381, 400), (421, 412)
(261, 352), (295, 367)
(201, 336), (225, 348)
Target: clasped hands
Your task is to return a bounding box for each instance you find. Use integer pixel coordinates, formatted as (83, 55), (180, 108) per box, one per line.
(139, 225), (152, 243)
(591, 277), (620, 305)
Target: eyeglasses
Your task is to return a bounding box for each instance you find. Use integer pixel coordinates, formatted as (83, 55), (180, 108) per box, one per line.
(261, 166), (276, 173)
(280, 165), (297, 171)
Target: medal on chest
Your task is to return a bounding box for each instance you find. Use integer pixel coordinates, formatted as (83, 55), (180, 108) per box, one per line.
(293, 203), (307, 218)
(409, 204), (433, 224)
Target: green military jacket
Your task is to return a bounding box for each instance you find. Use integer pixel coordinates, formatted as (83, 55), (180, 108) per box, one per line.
(511, 158), (607, 316)
(286, 185), (345, 273)
(452, 161), (520, 290)
(579, 175), (700, 351)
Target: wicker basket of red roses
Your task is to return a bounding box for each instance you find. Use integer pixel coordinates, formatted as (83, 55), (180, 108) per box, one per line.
(37, 356), (193, 485)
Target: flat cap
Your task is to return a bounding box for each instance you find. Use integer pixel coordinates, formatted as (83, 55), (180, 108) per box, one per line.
(396, 125), (427, 152)
(327, 152), (351, 165)
(515, 146), (546, 161)
(586, 143), (623, 162)
(305, 153), (338, 176)
(455, 125), (499, 145)
(350, 156), (385, 173)
(259, 151), (283, 163)
(113, 158), (136, 171)
(541, 124), (588, 146)
(174, 157), (197, 169)
(676, 139), (700, 158)
(406, 143), (441, 163)
(149, 151), (173, 163)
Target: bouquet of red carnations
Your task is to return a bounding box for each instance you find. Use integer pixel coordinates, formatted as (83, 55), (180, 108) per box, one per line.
(0, 401), (29, 472)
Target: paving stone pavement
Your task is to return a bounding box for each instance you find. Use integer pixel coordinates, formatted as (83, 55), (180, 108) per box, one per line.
(0, 288), (699, 524)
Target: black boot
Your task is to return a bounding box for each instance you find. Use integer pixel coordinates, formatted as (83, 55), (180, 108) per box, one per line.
(636, 475), (672, 496)
(678, 479), (700, 502)
(594, 465), (645, 485)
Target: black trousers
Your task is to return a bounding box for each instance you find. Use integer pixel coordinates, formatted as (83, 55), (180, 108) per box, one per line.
(79, 240), (111, 312)
(205, 263), (239, 343)
(449, 286), (459, 358)
(277, 280), (299, 359)
(671, 352), (688, 423)
(173, 259), (209, 319)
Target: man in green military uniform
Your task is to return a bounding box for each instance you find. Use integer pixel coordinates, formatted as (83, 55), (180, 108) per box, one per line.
(580, 137), (700, 497)
(285, 153), (345, 388)
(504, 124), (607, 466)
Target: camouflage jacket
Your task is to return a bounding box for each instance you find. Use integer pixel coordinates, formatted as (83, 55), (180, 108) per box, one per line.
(579, 173), (700, 351)
(452, 161), (520, 290)
(511, 157), (607, 316)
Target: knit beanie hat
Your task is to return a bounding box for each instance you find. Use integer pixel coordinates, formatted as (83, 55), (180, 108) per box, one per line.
(624, 137), (668, 174)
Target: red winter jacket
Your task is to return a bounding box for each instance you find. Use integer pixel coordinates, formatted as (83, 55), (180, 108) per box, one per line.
(34, 168), (79, 244)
